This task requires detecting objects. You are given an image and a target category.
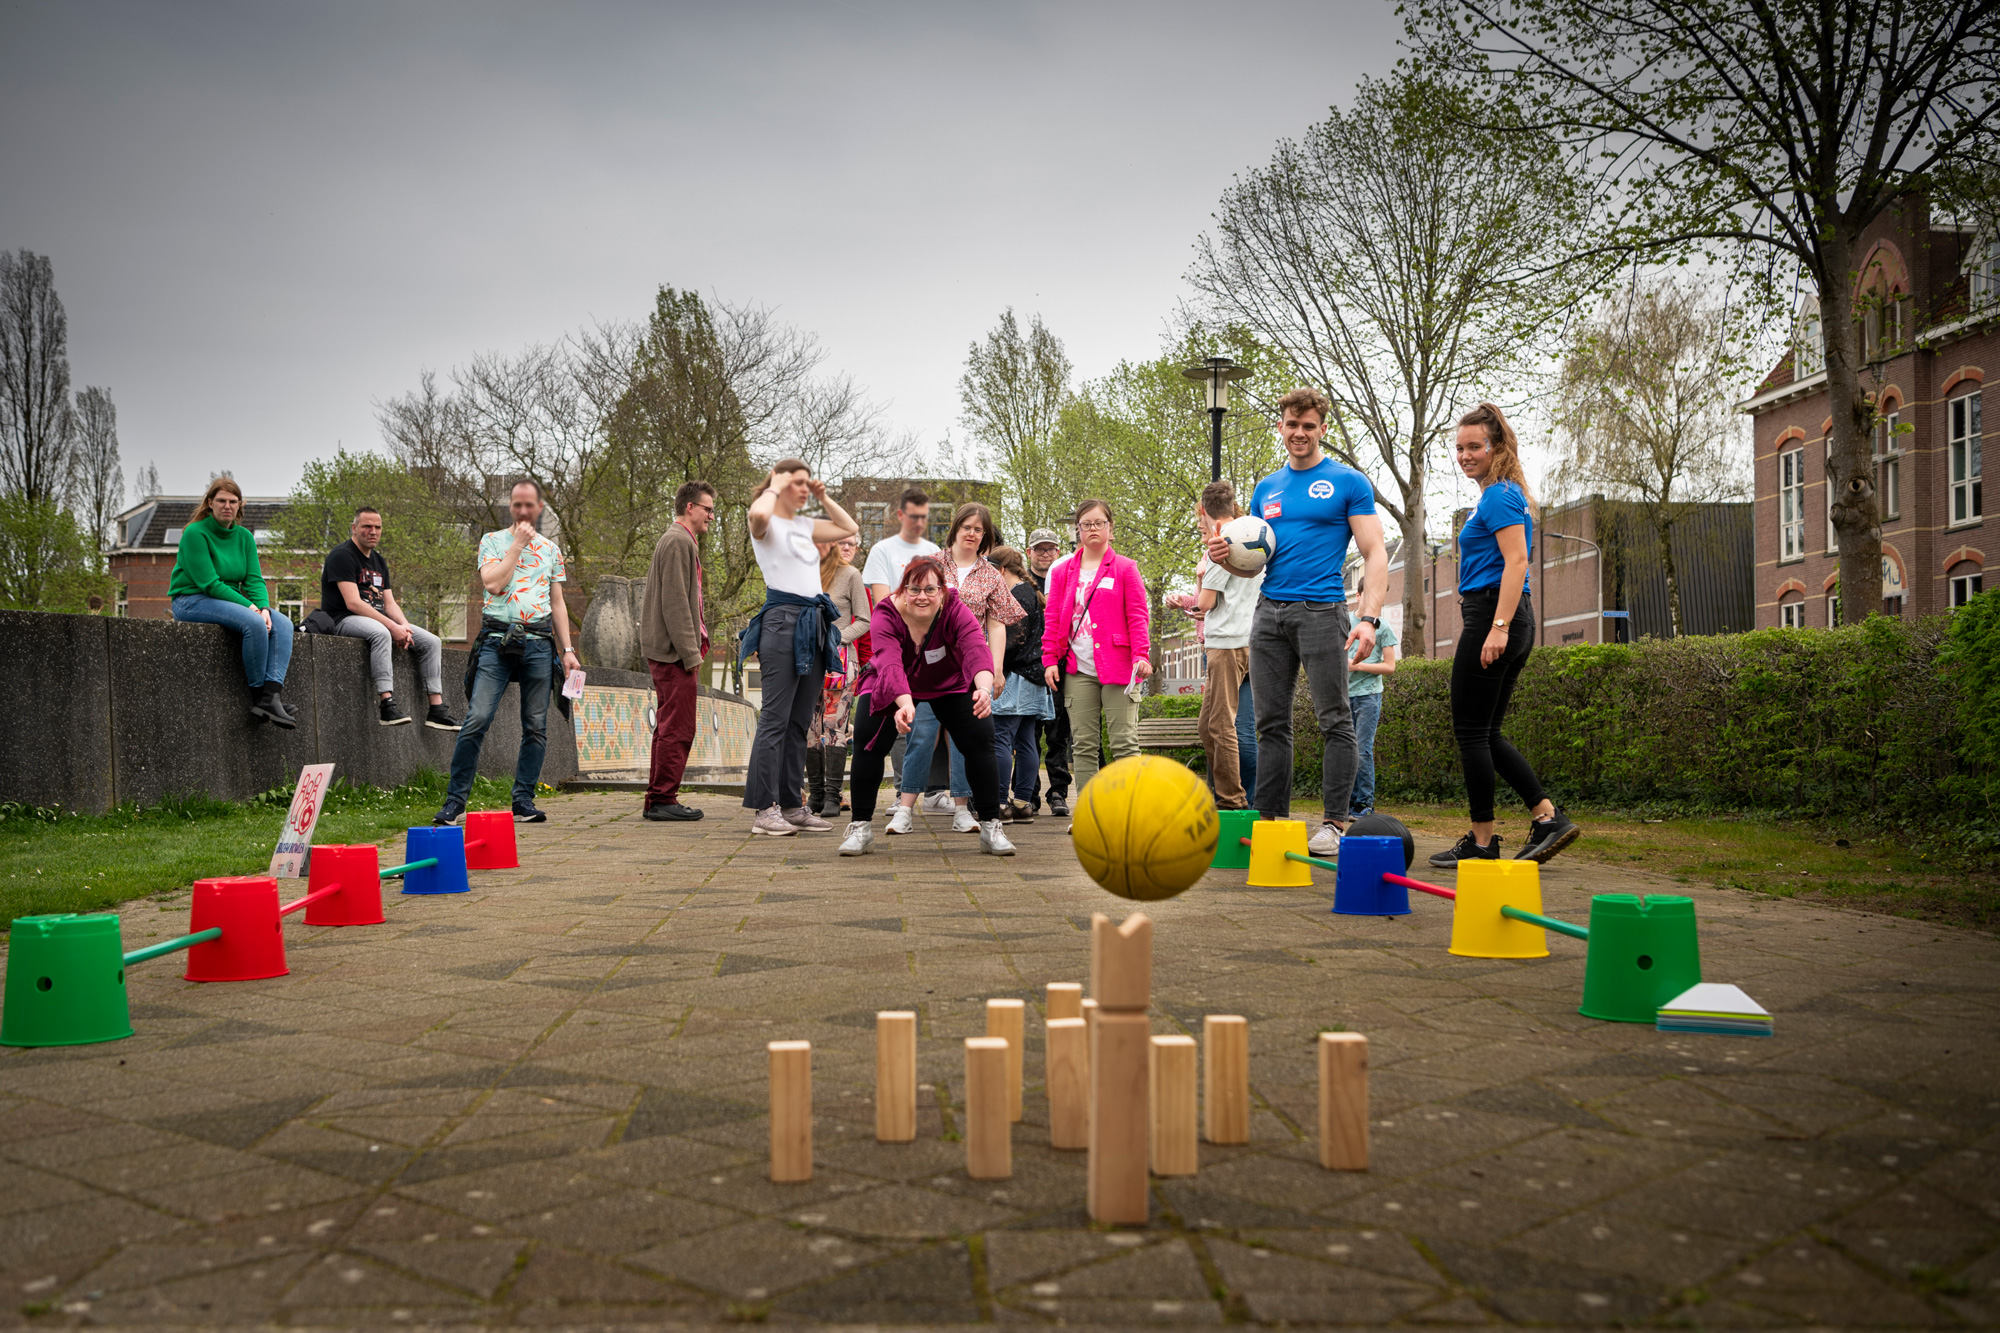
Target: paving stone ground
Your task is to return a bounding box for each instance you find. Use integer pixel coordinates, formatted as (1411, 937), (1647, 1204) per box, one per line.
(2, 790), (1998, 1330)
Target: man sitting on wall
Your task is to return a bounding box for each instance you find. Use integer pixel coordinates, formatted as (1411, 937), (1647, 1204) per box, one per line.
(319, 505), (462, 729)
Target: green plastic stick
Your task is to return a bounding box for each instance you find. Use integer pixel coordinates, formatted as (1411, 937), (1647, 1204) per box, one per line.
(1284, 851), (1340, 873)
(123, 928), (223, 966)
(1500, 905), (1589, 940)
(380, 857), (439, 879)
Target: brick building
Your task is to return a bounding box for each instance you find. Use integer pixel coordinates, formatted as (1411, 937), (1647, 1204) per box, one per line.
(1362, 495), (1753, 654)
(834, 477), (1004, 558)
(1741, 197), (1996, 626)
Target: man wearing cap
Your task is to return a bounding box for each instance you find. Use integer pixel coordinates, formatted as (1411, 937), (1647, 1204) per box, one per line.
(1026, 527), (1073, 817)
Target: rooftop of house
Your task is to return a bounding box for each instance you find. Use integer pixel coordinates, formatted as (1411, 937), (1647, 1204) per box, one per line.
(110, 495), (293, 552)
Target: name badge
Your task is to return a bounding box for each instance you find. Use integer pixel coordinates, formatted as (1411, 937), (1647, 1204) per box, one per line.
(1263, 499), (1282, 520)
(924, 646), (947, 663)
(1098, 577), (1115, 589)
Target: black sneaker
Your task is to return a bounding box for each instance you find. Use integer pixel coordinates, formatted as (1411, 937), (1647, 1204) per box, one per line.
(1009, 800), (1036, 824)
(431, 805), (463, 827)
(514, 805), (548, 824)
(1428, 831), (1502, 868)
(1515, 809), (1581, 864)
(644, 802), (704, 822)
(379, 697), (413, 726)
(1049, 795), (1070, 818)
(424, 704), (463, 731)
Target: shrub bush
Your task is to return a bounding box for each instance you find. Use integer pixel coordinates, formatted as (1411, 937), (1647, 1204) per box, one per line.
(1279, 607), (1993, 842)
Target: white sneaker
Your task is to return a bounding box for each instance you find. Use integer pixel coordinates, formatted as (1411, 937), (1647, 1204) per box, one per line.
(920, 791), (956, 814)
(978, 820), (1016, 856)
(784, 806), (834, 833)
(951, 806), (978, 834)
(752, 805), (798, 836)
(1308, 822), (1341, 857)
(886, 805), (915, 835)
(838, 821), (874, 856)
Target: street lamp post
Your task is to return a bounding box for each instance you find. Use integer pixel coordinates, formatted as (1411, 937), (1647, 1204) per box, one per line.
(1182, 356), (1253, 482)
(1545, 530), (1605, 644)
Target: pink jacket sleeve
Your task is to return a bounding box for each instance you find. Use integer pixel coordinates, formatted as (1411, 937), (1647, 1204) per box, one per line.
(1120, 554), (1151, 662)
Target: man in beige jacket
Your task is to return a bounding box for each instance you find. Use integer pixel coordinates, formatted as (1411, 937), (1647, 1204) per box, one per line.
(639, 480), (715, 821)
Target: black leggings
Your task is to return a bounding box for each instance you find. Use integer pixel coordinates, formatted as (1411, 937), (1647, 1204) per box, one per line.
(851, 691), (1001, 823)
(1450, 588), (1548, 824)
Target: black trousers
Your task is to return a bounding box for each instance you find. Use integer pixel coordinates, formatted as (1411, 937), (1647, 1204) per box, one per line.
(1036, 675), (1073, 804)
(1451, 588), (1548, 824)
(851, 691), (1001, 823)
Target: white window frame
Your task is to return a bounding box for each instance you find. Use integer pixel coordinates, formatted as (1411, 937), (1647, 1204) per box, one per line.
(1780, 601), (1806, 629)
(856, 502), (889, 543)
(1951, 572), (1984, 607)
(1779, 447), (1806, 560)
(1826, 591), (1841, 626)
(1875, 409), (1902, 520)
(1795, 299), (1825, 377)
(1967, 233), (1999, 309)
(1949, 390), (1984, 528)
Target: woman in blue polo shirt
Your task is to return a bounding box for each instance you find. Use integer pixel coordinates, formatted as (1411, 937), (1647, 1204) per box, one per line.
(1430, 402), (1581, 869)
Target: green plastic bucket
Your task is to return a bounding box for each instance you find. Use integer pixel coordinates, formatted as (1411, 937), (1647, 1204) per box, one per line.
(1211, 809), (1261, 870)
(1579, 894), (1702, 1024)
(1, 913), (134, 1048)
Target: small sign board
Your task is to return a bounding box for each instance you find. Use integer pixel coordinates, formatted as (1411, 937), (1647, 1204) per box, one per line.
(1155, 677), (1206, 697)
(270, 763), (336, 878)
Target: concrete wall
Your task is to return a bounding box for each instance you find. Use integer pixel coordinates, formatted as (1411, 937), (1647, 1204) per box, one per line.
(1, 609), (577, 813)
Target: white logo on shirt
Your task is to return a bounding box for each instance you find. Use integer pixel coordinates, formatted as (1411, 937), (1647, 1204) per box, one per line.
(1307, 479), (1336, 500)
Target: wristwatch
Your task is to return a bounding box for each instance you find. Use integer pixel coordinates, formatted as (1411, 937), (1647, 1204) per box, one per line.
(1493, 619), (1507, 630)
(1358, 615), (1380, 629)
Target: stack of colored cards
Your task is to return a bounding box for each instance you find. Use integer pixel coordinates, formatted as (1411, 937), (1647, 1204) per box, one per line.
(1657, 983), (1772, 1037)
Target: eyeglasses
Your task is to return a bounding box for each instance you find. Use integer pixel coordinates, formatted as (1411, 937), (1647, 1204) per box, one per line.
(1078, 520), (1110, 531)
(689, 501), (716, 515)
(906, 586), (942, 599)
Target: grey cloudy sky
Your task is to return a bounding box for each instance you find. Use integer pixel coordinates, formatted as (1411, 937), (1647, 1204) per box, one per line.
(1, 1), (1405, 499)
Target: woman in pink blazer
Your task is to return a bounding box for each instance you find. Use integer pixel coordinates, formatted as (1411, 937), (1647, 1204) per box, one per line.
(1041, 498), (1152, 804)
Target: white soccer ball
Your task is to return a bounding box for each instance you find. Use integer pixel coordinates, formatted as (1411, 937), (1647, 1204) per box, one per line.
(1218, 515), (1276, 576)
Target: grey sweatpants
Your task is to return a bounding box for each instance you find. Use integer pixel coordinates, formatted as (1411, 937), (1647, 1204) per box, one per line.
(1249, 597), (1358, 823)
(335, 615), (443, 695)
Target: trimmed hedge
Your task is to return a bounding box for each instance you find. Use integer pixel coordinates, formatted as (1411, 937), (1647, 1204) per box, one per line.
(1278, 605), (1995, 842)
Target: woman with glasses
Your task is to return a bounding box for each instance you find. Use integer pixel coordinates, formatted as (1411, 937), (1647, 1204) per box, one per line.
(808, 533), (868, 817)
(1041, 499), (1151, 826)
(838, 556), (1014, 858)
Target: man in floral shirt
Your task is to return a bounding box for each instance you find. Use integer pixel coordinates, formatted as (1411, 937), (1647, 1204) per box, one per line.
(434, 480), (580, 827)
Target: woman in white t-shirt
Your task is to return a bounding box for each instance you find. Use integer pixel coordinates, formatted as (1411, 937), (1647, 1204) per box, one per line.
(743, 459), (860, 837)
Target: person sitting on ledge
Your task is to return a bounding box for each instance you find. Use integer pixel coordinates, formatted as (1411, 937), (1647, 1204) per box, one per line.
(319, 504), (461, 730)
(169, 476), (296, 728)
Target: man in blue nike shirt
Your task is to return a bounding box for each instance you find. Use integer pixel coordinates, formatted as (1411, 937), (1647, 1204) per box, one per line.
(1206, 387), (1389, 857)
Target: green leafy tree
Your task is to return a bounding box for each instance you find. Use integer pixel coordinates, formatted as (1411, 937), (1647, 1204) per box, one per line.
(1406, 0), (2000, 623)
(959, 309), (1076, 539)
(1191, 73), (1594, 656)
(279, 450), (476, 630)
(0, 495), (113, 611)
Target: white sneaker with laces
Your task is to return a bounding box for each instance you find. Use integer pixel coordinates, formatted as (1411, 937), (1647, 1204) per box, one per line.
(752, 805), (798, 836)
(978, 819), (1016, 856)
(921, 791), (956, 814)
(838, 821), (874, 856)
(951, 806), (978, 834)
(1307, 822), (1341, 857)
(886, 804), (915, 835)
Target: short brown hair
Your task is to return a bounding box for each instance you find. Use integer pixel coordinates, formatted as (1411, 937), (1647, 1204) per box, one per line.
(898, 487), (929, 511)
(1199, 481), (1236, 520)
(673, 480), (715, 515)
(1277, 387), (1332, 424)
(193, 476), (243, 523)
(989, 545), (1028, 581)
(945, 501), (998, 555)
(1074, 498), (1114, 527)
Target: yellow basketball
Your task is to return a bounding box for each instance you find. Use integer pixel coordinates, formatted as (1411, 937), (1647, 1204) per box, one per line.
(1071, 756), (1219, 901)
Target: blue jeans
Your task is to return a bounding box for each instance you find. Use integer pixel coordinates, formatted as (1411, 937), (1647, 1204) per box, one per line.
(1236, 674), (1257, 806)
(447, 634), (554, 812)
(171, 594), (292, 687)
(900, 702), (973, 798)
(992, 714), (1041, 803)
(1349, 691), (1382, 816)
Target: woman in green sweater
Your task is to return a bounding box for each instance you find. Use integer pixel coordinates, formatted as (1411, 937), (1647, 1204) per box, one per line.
(169, 477), (296, 727)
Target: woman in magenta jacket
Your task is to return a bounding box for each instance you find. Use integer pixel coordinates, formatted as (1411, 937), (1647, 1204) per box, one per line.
(1040, 498), (1152, 805)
